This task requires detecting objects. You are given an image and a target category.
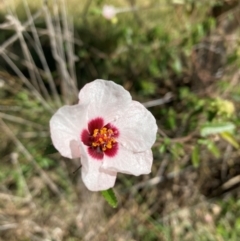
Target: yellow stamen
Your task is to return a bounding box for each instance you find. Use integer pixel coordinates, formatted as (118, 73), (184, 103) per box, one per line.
(92, 142), (98, 147)
(106, 142), (112, 149)
(93, 129), (99, 137)
(91, 127), (116, 152)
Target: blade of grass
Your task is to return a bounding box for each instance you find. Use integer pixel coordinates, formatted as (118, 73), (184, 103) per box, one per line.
(23, 0), (62, 107)
(1, 51), (53, 113)
(0, 118), (61, 197)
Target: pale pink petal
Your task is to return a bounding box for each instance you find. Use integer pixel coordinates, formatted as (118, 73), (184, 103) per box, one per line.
(102, 146), (153, 176)
(80, 143), (117, 191)
(102, 5), (116, 20)
(69, 140), (81, 158)
(113, 101), (157, 152)
(50, 104), (88, 159)
(79, 79), (132, 123)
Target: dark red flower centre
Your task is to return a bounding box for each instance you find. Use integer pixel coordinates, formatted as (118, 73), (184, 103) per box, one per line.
(81, 117), (119, 160)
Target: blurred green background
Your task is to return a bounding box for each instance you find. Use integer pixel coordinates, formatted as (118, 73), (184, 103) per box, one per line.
(1, 0), (240, 240)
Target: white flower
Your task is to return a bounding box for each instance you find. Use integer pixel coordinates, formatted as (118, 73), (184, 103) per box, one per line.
(50, 79), (157, 191)
(102, 5), (117, 20)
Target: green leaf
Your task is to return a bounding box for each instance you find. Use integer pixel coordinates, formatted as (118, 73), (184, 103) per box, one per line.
(191, 145), (200, 168)
(101, 188), (118, 208)
(159, 144), (166, 154)
(44, 144), (58, 155)
(172, 57), (182, 75)
(200, 122), (235, 137)
(207, 142), (220, 158)
(220, 132), (239, 149)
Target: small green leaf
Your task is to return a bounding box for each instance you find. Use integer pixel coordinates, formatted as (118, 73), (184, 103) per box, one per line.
(101, 188), (118, 208)
(44, 144), (58, 155)
(200, 122), (235, 137)
(172, 57), (182, 75)
(220, 132), (239, 149)
(207, 142), (220, 158)
(159, 144), (166, 154)
(192, 145), (200, 168)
